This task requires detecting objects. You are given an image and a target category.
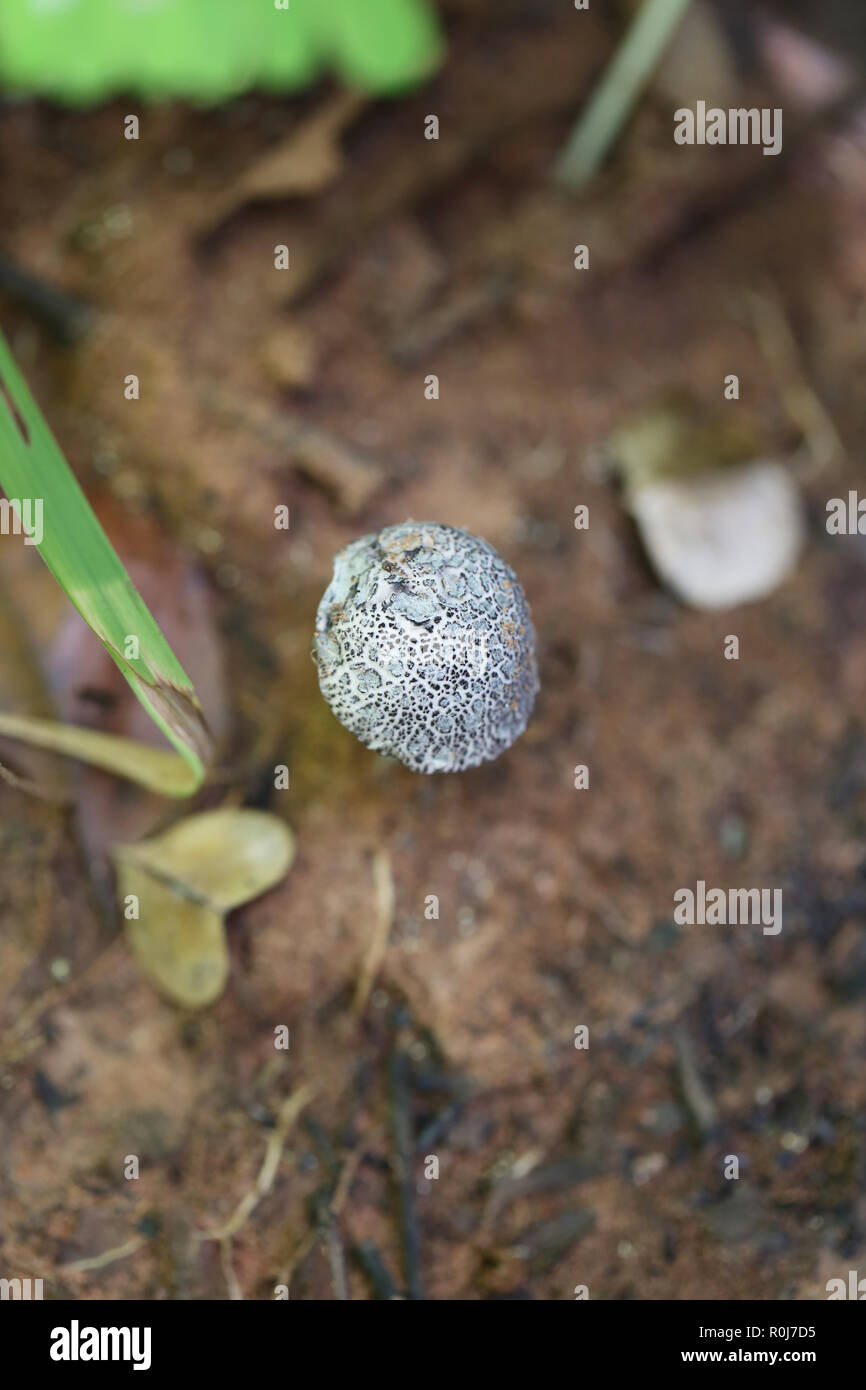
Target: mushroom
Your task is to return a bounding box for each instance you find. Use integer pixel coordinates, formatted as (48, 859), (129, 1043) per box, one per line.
(314, 521), (539, 772)
(608, 397), (805, 610)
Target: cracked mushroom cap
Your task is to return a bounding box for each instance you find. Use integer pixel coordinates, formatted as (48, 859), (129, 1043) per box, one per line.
(314, 521), (539, 773)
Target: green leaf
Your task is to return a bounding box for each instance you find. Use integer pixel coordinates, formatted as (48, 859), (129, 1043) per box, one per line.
(0, 324), (210, 795)
(0, 0), (442, 102)
(321, 0), (443, 95)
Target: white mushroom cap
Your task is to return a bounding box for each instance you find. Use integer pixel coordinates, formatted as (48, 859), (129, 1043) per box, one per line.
(628, 458), (804, 610)
(314, 521), (539, 772)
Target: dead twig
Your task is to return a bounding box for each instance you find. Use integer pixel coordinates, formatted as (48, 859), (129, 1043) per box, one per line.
(674, 1025), (718, 1141)
(353, 849), (395, 1018)
(351, 1240), (401, 1300)
(388, 1043), (424, 1300)
(0, 255), (93, 343)
(61, 1234), (148, 1274)
(201, 1082), (315, 1241)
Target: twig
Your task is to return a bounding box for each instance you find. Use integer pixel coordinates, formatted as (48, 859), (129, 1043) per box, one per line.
(61, 1234), (147, 1273)
(325, 1219), (349, 1301)
(388, 1045), (424, 1300)
(0, 255), (93, 343)
(199, 1082), (315, 1243)
(351, 1241), (401, 1300)
(353, 850), (395, 1018)
(279, 1228), (318, 1289)
(673, 1026), (718, 1140)
(553, 0), (695, 193)
(219, 1237), (244, 1302)
(275, 1123), (365, 1294)
(0, 757), (70, 803)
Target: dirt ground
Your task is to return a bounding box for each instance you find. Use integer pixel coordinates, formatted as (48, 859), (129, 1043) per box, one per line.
(1, 2), (866, 1300)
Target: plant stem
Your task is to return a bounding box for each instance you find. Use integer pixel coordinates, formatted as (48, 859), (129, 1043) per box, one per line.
(553, 0), (695, 193)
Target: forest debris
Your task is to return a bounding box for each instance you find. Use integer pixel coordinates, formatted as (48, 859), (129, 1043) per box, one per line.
(389, 271), (515, 365)
(352, 1240), (401, 1300)
(259, 323), (318, 391)
(324, 1218), (350, 1300)
(200, 1082), (315, 1244)
(60, 1234), (148, 1274)
(388, 1044), (424, 1300)
(200, 1082), (315, 1300)
(116, 807), (295, 912)
(353, 850), (396, 1017)
(512, 1208), (596, 1275)
(0, 255), (93, 344)
(745, 283), (843, 474)
(267, 8), (609, 304)
(492, 1155), (600, 1214)
(674, 1026), (718, 1139)
(0, 491), (230, 894)
(280, 1120), (366, 1296)
(199, 90), (366, 231)
(116, 809), (295, 1008)
(121, 880), (229, 1011)
(553, 0), (695, 192)
(701, 1183), (769, 1246)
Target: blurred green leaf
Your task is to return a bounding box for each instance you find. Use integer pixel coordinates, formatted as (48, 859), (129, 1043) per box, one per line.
(0, 324), (209, 794)
(0, 0), (443, 102)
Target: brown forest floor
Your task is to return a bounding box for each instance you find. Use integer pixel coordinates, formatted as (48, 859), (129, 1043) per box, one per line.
(1, 2), (866, 1300)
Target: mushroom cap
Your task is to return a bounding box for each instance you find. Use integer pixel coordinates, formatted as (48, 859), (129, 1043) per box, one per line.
(628, 459), (804, 610)
(314, 521), (539, 773)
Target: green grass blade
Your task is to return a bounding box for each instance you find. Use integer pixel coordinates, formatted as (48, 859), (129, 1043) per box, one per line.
(0, 326), (211, 794)
(553, 0), (694, 193)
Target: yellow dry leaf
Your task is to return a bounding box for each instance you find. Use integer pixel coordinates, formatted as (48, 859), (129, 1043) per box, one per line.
(122, 875), (229, 1009)
(115, 808), (295, 1008)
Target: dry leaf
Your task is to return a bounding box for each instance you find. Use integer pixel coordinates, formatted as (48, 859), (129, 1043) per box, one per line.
(122, 877), (229, 1010)
(200, 89), (366, 230)
(116, 808), (295, 1007)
